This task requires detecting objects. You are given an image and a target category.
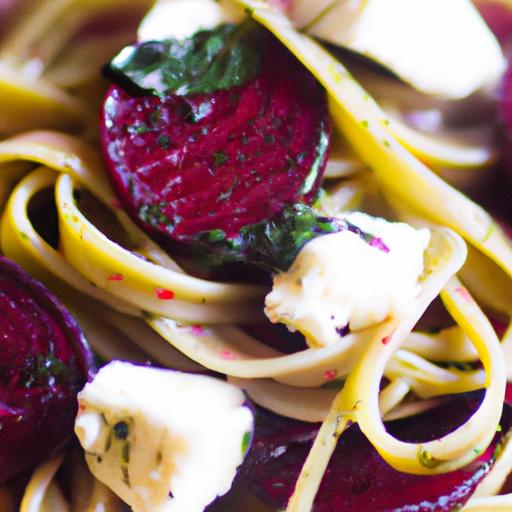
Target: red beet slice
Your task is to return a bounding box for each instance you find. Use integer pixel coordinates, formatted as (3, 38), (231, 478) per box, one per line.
(100, 37), (330, 241)
(476, 1), (512, 46)
(0, 256), (94, 483)
(239, 391), (511, 512)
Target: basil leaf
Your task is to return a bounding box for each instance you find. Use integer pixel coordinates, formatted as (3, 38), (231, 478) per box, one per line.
(105, 22), (263, 97)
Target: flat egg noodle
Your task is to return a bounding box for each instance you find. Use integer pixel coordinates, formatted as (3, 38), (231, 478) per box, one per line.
(347, 274), (505, 474)
(0, 64), (89, 135)
(229, 376), (444, 424)
(471, 429), (512, 500)
(384, 189), (512, 319)
(20, 451), (125, 512)
(19, 453), (67, 512)
(386, 111), (497, 171)
(55, 175), (264, 323)
(385, 349), (485, 398)
(402, 326), (478, 361)
(0, 0), (154, 136)
(464, 496), (512, 510)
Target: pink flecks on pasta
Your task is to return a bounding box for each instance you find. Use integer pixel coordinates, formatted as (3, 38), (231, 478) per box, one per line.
(219, 350), (237, 360)
(323, 369), (338, 381)
(107, 273), (124, 282)
(155, 288), (175, 300)
(191, 324), (205, 335)
(381, 336), (392, 345)
(454, 287), (472, 303)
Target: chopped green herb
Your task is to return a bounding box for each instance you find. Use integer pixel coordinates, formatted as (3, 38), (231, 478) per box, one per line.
(106, 22), (264, 97)
(192, 203), (344, 272)
(18, 353), (73, 389)
(241, 431), (252, 455)
(139, 202), (172, 228)
(122, 466), (131, 488)
(213, 150), (229, 166)
(122, 442), (131, 463)
(128, 123), (148, 135)
(157, 134), (170, 149)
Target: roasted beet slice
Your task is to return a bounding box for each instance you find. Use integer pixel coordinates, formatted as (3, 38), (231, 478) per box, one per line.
(0, 256), (94, 483)
(239, 392), (511, 512)
(101, 35), (330, 241)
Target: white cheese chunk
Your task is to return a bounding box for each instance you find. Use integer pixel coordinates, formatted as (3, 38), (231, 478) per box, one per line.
(138, 0), (244, 41)
(290, 0), (505, 99)
(265, 212), (430, 347)
(75, 362), (253, 512)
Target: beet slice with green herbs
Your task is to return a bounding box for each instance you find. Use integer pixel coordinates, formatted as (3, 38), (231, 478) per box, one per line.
(240, 392), (510, 511)
(0, 256), (94, 483)
(101, 23), (331, 243)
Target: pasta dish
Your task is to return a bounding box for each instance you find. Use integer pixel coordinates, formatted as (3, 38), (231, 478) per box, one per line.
(0, 0), (512, 511)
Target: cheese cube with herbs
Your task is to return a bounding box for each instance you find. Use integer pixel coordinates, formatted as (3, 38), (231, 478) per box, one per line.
(75, 362), (253, 512)
(265, 212), (430, 347)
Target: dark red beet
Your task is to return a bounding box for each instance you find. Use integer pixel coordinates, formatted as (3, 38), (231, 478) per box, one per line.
(241, 322), (308, 355)
(239, 392), (511, 512)
(101, 40), (330, 241)
(476, 1), (512, 46)
(0, 256), (94, 483)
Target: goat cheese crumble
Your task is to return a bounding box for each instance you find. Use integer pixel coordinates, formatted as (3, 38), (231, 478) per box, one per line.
(265, 212), (430, 347)
(75, 362), (253, 512)
(290, 0), (504, 99)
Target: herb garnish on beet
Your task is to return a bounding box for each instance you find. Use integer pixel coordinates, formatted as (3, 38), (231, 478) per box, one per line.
(101, 23), (331, 244)
(0, 256), (94, 483)
(105, 22), (263, 97)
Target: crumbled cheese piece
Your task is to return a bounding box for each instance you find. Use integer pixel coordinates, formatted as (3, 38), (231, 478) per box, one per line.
(138, 0), (243, 41)
(75, 362), (253, 512)
(265, 212), (430, 347)
(290, 0), (505, 99)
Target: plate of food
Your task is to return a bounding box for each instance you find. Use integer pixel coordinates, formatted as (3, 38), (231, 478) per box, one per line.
(0, 0), (512, 510)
